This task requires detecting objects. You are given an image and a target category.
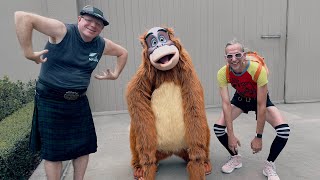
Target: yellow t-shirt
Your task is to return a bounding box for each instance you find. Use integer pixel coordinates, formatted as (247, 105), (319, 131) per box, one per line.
(217, 61), (268, 98)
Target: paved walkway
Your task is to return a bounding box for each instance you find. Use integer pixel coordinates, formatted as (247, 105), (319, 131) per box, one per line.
(29, 102), (320, 180)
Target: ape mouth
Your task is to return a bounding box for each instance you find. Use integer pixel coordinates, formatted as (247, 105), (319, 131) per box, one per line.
(156, 54), (175, 64)
(149, 45), (180, 71)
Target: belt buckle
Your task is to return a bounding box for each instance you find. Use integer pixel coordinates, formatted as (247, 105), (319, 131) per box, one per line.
(64, 91), (79, 100)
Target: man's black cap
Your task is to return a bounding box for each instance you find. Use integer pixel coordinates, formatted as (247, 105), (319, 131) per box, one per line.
(80, 5), (109, 26)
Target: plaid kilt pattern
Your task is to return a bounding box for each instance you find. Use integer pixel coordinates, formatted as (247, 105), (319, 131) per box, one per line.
(30, 92), (97, 161)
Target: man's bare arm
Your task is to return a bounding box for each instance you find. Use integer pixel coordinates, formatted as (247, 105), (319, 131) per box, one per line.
(220, 86), (234, 136)
(256, 84), (268, 135)
(94, 38), (128, 80)
(220, 86), (241, 153)
(14, 11), (66, 62)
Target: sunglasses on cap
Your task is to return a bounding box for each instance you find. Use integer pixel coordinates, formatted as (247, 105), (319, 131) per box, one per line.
(225, 52), (244, 60)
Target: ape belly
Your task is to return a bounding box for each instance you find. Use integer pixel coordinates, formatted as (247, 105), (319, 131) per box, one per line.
(151, 82), (187, 152)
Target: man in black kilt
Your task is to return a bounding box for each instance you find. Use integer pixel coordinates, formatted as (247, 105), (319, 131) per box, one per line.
(14, 5), (128, 179)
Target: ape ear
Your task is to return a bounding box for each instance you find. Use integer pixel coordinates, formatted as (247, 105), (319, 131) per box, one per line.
(139, 34), (147, 48)
(165, 27), (182, 51)
(166, 27), (175, 38)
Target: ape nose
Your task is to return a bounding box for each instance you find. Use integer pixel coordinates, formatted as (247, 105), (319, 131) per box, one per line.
(157, 43), (165, 48)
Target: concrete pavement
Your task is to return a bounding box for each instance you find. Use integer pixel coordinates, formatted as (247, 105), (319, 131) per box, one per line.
(29, 102), (320, 180)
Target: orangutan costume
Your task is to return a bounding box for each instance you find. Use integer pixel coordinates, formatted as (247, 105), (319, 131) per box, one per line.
(126, 27), (212, 180)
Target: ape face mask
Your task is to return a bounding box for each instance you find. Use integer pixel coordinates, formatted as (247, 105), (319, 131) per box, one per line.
(145, 27), (180, 71)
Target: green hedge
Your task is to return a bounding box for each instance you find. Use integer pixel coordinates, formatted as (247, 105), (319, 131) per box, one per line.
(0, 76), (36, 121)
(0, 102), (41, 180)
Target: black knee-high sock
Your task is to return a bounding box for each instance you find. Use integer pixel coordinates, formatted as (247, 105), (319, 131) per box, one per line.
(213, 124), (237, 156)
(267, 124), (290, 162)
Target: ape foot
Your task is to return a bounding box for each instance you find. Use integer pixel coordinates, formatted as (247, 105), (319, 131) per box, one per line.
(204, 162), (212, 175)
(133, 164), (159, 179)
(133, 167), (143, 179)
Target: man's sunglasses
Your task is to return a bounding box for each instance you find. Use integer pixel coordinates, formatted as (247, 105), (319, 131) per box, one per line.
(225, 52), (244, 59)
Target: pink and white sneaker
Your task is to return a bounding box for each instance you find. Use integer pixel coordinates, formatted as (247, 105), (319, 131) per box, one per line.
(263, 161), (280, 180)
(221, 154), (242, 173)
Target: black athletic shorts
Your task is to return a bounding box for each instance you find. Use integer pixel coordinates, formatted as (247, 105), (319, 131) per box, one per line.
(231, 92), (274, 119)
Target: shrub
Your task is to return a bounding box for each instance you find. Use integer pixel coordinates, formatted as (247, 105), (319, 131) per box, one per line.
(0, 76), (35, 121)
(0, 102), (41, 180)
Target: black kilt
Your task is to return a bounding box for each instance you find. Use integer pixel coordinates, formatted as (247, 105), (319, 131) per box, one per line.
(30, 84), (97, 161)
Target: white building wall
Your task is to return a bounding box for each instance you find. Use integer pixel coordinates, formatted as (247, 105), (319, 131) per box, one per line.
(2, 0), (319, 112)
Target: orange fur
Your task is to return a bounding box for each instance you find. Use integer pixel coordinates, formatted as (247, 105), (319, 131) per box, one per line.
(126, 27), (211, 180)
